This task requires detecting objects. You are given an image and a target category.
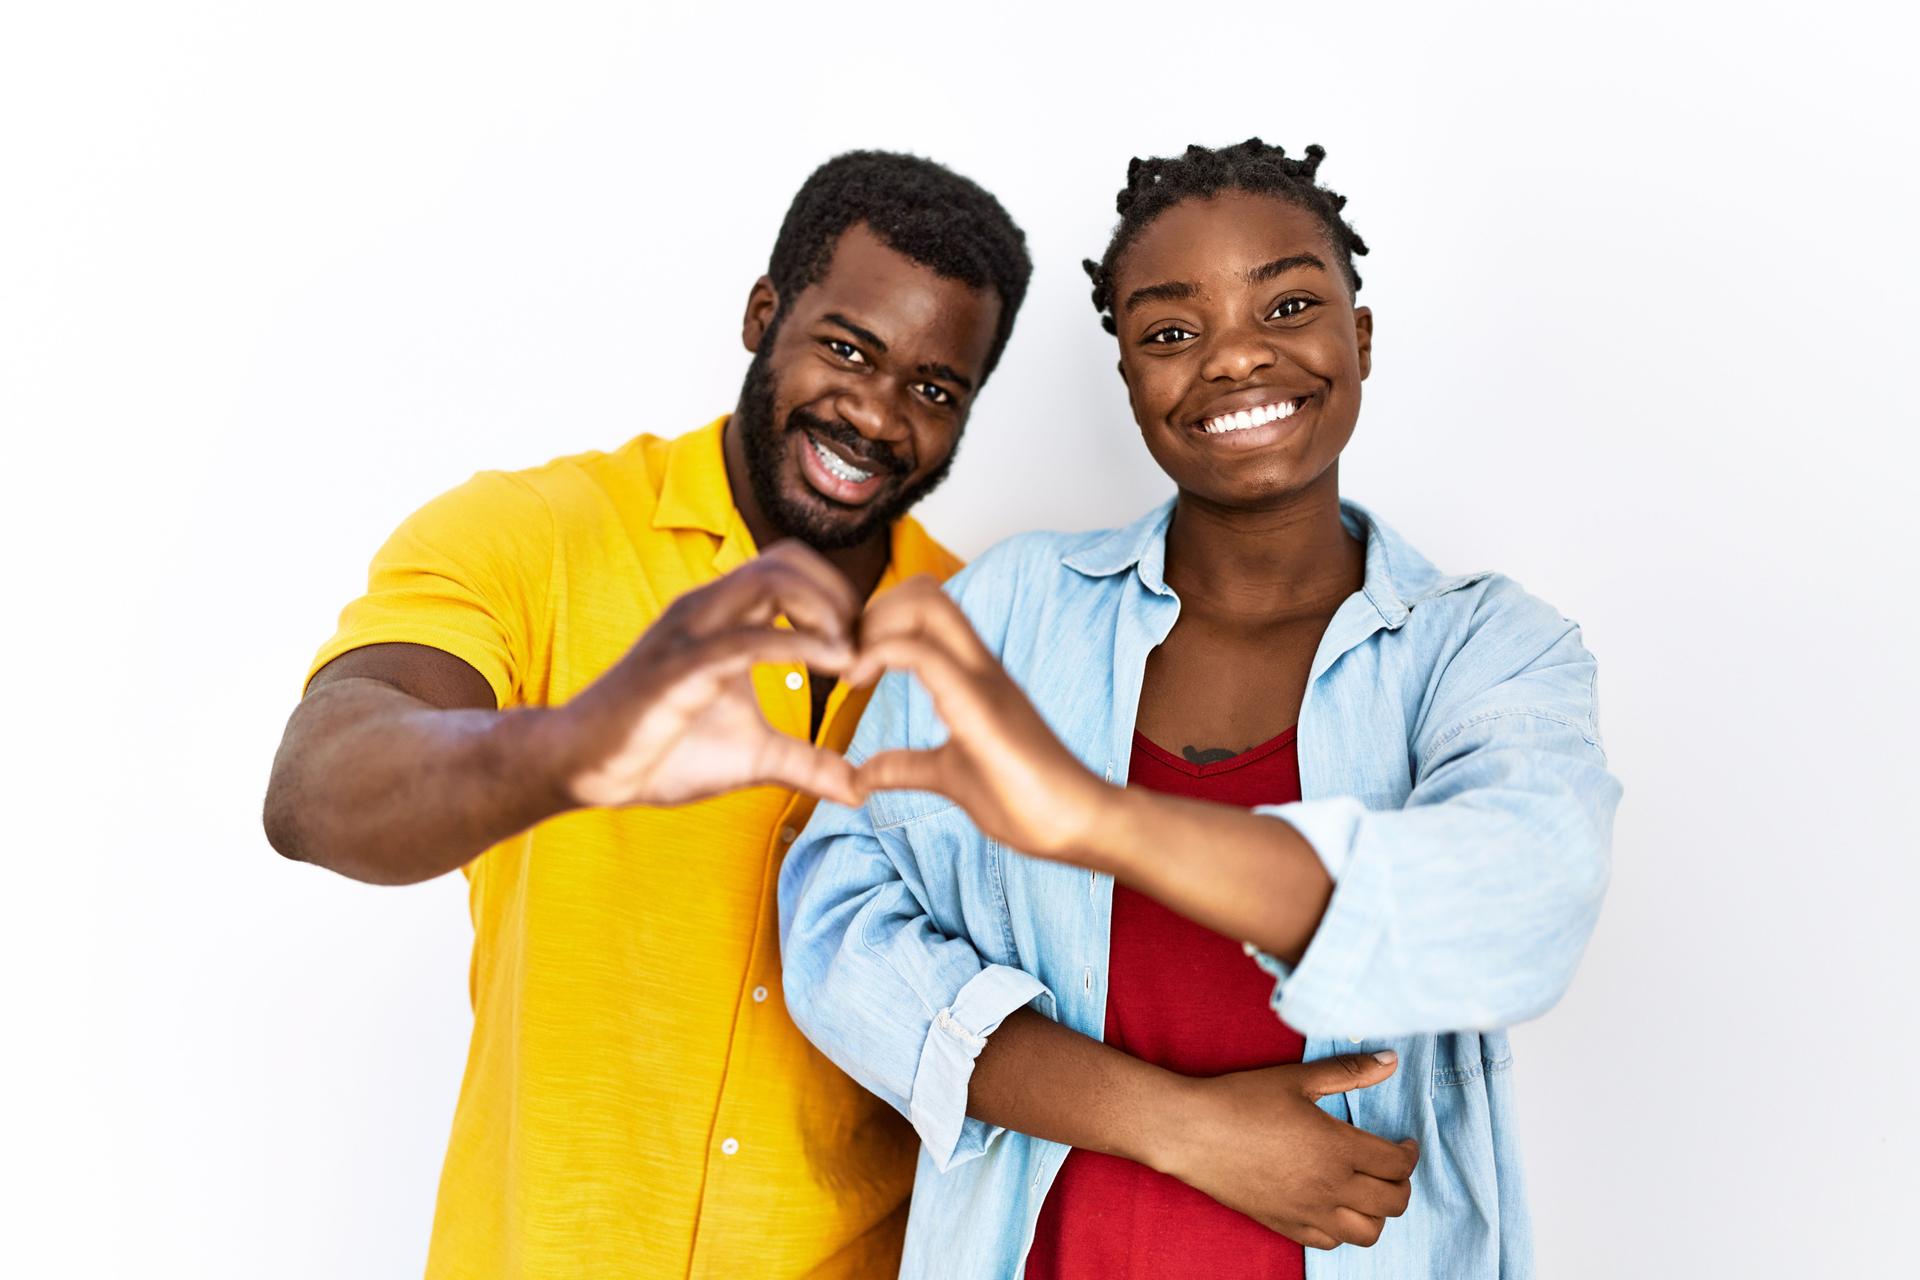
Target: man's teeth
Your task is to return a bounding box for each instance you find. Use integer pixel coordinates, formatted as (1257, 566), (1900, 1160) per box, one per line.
(810, 435), (875, 483)
(1201, 399), (1300, 434)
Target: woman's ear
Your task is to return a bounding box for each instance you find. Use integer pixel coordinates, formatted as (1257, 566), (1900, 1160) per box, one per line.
(741, 276), (780, 353)
(1354, 305), (1374, 380)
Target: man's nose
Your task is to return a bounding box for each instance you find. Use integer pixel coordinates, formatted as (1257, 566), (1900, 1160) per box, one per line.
(833, 389), (908, 443)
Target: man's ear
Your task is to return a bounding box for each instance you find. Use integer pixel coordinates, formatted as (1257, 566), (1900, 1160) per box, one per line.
(742, 276), (780, 354)
(1354, 305), (1374, 381)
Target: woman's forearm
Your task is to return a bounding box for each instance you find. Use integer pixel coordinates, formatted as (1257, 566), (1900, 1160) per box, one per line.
(1070, 785), (1333, 965)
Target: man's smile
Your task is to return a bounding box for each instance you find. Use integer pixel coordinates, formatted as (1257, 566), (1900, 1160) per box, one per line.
(795, 426), (892, 505)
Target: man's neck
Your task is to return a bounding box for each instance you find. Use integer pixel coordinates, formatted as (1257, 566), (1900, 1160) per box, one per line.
(721, 415), (892, 601)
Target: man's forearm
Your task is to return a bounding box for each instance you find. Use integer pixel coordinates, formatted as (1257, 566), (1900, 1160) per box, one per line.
(966, 1007), (1191, 1171)
(1071, 787), (1334, 966)
(264, 678), (570, 885)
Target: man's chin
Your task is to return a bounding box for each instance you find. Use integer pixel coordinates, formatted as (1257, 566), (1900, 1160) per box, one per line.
(765, 478), (896, 551)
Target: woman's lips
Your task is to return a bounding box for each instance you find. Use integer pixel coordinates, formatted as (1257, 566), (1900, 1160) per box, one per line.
(1185, 395), (1313, 449)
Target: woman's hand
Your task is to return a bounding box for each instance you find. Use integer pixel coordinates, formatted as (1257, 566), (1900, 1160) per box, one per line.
(1156, 1051), (1419, 1249)
(847, 577), (1113, 859)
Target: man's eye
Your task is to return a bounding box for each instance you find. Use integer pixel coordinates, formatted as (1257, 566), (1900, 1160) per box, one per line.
(825, 339), (866, 363)
(916, 383), (954, 406)
(1269, 298), (1315, 320)
(1146, 325), (1196, 345)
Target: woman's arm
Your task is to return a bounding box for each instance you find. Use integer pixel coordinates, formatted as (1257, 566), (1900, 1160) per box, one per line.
(849, 577), (1619, 1036)
(780, 625), (1417, 1247)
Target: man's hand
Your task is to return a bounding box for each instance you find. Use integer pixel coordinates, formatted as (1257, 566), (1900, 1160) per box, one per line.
(846, 577), (1111, 856)
(1155, 1051), (1419, 1249)
(548, 539), (864, 809)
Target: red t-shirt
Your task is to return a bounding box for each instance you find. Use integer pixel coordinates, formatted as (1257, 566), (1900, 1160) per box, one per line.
(1025, 727), (1308, 1280)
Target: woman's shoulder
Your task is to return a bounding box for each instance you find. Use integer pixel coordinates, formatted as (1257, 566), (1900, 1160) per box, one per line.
(1352, 502), (1578, 643)
(943, 526), (1109, 601)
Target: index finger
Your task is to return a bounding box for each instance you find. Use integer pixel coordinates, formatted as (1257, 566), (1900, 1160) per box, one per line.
(858, 576), (992, 670)
(1349, 1133), (1420, 1182)
(692, 541), (860, 645)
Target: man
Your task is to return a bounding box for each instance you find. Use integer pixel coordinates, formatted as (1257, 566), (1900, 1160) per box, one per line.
(263, 150), (1031, 1278)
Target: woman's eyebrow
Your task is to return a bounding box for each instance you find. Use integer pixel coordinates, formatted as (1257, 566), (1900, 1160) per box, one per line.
(1124, 253), (1330, 314)
(1246, 253), (1328, 284)
(1122, 280), (1197, 313)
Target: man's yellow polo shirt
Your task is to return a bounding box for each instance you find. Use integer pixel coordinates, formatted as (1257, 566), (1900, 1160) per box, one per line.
(307, 417), (962, 1279)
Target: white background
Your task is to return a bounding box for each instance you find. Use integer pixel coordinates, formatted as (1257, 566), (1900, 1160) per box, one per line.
(5, 2), (1915, 1275)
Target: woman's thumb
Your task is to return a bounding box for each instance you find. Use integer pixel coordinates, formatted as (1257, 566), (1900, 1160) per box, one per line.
(1300, 1049), (1399, 1100)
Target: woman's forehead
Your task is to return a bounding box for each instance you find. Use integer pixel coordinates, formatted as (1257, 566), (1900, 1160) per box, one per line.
(1119, 192), (1334, 285)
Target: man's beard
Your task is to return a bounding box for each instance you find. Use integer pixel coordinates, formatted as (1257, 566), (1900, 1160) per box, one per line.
(734, 341), (958, 552)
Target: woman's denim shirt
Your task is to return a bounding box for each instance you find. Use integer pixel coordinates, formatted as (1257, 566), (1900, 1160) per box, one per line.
(779, 499), (1620, 1278)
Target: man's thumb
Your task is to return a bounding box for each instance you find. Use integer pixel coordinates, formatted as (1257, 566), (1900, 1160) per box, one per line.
(1300, 1049), (1399, 1100)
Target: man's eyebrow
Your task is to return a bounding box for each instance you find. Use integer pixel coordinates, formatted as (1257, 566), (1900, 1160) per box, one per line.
(823, 312), (887, 355)
(915, 362), (975, 394)
(1122, 280), (1197, 313)
(1246, 253), (1328, 284)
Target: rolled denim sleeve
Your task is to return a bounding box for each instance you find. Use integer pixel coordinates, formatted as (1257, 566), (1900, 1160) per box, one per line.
(778, 670), (1052, 1172)
(1249, 598), (1621, 1038)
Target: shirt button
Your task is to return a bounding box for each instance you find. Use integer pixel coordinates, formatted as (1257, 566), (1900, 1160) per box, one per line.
(779, 825), (797, 844)
(721, 1137), (739, 1156)
(1242, 941), (1259, 957)
(752, 985), (769, 1003)
(1082, 966), (1093, 995)
(1350, 1035), (1365, 1044)
(784, 670), (804, 691)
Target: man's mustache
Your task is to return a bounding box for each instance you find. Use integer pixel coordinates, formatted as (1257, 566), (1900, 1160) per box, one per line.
(786, 407), (911, 477)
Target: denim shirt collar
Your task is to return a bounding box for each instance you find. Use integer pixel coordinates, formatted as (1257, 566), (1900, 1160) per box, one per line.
(1060, 495), (1489, 626)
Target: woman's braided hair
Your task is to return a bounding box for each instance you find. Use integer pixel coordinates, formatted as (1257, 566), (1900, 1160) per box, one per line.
(1082, 139), (1369, 334)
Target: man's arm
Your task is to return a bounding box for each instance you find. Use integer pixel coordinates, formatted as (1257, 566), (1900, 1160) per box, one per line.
(264, 541), (866, 885)
(264, 643), (569, 885)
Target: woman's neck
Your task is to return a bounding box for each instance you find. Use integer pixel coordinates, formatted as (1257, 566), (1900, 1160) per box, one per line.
(1162, 466), (1365, 624)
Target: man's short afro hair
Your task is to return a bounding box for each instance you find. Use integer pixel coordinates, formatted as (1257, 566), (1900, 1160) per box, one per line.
(767, 150), (1032, 381)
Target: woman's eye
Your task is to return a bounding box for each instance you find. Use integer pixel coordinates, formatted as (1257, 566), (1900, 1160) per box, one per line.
(825, 339), (866, 363)
(916, 383), (953, 406)
(1146, 325), (1196, 345)
(1269, 297), (1315, 320)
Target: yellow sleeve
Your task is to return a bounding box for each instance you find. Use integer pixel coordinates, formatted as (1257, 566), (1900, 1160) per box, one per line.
(306, 470), (555, 708)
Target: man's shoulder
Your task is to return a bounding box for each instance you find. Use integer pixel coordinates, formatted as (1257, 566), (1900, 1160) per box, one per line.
(487, 431), (677, 520)
(889, 515), (967, 585)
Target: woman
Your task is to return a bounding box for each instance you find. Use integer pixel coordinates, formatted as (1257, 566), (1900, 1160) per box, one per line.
(779, 139), (1620, 1278)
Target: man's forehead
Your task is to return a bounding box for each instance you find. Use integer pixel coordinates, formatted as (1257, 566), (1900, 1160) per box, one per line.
(798, 223), (999, 367)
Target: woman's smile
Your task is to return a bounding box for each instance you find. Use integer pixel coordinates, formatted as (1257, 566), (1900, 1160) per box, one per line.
(1186, 391), (1317, 450)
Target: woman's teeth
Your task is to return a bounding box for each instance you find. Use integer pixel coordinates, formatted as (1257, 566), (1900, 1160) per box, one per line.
(811, 434), (875, 483)
(1200, 398), (1300, 434)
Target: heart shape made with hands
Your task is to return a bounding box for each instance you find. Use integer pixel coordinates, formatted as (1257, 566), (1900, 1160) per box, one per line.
(562, 540), (1103, 857)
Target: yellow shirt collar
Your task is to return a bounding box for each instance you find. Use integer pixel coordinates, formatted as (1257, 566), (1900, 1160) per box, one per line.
(651, 414), (962, 584)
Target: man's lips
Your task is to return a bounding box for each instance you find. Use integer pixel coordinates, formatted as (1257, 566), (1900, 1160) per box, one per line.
(795, 428), (890, 505)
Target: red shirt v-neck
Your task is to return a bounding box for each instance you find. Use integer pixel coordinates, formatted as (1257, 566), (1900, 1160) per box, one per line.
(1025, 727), (1308, 1280)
